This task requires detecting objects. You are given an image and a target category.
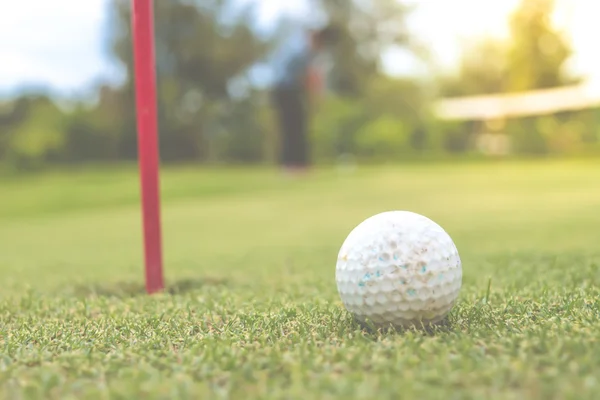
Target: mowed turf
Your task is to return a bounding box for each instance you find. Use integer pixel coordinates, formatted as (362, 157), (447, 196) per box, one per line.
(1, 159), (600, 399)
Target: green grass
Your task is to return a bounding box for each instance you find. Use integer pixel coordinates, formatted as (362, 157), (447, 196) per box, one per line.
(1, 159), (600, 399)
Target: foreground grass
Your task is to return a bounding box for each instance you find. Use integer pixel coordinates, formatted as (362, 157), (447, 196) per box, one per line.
(1, 159), (600, 399)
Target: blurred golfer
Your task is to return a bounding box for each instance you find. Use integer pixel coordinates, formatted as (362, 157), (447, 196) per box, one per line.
(270, 25), (336, 173)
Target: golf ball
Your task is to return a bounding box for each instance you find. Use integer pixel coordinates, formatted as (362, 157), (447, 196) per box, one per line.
(335, 211), (462, 328)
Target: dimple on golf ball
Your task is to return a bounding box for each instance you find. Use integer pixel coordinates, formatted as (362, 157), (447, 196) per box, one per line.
(335, 211), (462, 328)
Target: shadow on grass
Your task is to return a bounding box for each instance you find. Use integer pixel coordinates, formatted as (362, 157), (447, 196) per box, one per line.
(70, 277), (228, 299)
(355, 316), (456, 337)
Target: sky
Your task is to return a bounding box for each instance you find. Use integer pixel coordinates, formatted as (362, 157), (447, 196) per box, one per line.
(0, 0), (118, 97)
(1, 0), (599, 98)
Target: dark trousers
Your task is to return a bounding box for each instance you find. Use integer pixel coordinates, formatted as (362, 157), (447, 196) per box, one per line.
(271, 86), (309, 167)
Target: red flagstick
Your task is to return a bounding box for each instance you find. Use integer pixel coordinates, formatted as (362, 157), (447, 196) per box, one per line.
(131, 0), (165, 294)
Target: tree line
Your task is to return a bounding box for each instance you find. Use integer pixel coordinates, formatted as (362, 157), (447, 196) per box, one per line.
(0, 0), (598, 172)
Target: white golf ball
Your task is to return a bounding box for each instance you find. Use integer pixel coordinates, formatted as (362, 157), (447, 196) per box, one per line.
(335, 211), (462, 328)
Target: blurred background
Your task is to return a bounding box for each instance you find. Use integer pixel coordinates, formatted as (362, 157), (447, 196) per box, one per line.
(1, 0), (600, 172)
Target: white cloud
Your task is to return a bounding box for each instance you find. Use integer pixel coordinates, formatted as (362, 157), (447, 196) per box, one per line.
(0, 0), (121, 96)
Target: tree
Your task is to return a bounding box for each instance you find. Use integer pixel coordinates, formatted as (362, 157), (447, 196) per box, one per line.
(436, 0), (584, 156)
(310, 0), (418, 96)
(506, 0), (577, 91)
(438, 38), (508, 97)
(107, 0), (269, 161)
(439, 0), (577, 97)
(4, 96), (67, 170)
